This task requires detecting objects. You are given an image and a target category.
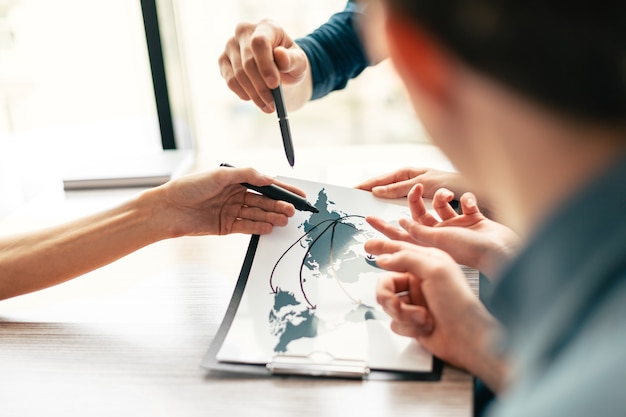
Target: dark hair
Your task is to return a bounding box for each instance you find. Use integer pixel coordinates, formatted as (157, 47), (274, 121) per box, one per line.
(383, 0), (626, 123)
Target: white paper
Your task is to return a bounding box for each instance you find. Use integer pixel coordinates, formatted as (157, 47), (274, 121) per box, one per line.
(217, 177), (433, 372)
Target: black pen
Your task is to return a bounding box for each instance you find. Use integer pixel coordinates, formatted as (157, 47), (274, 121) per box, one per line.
(271, 84), (295, 167)
(220, 163), (318, 213)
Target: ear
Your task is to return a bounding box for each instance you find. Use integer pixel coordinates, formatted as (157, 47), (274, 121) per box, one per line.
(384, 10), (453, 105)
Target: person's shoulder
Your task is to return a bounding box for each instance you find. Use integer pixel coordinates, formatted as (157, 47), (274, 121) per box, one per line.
(489, 271), (626, 417)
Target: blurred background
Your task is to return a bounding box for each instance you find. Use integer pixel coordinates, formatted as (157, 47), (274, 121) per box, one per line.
(0, 0), (429, 215)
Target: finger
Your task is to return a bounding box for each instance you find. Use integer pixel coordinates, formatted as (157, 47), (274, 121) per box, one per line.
(380, 300), (433, 334)
(364, 238), (413, 257)
(232, 167), (307, 203)
(226, 22), (276, 111)
(220, 33), (264, 104)
(407, 184), (438, 226)
(243, 191), (296, 217)
(377, 272), (410, 296)
(432, 188), (458, 221)
(408, 187), (436, 227)
(229, 218), (274, 235)
(374, 247), (456, 283)
(271, 178), (308, 198)
(221, 168), (304, 213)
(376, 274), (411, 316)
(354, 172), (398, 191)
(374, 178), (423, 199)
(405, 303), (430, 325)
(229, 55), (273, 113)
(237, 204), (292, 226)
(459, 192), (481, 216)
(413, 169), (464, 199)
(240, 46), (275, 111)
(377, 272), (427, 312)
(377, 276), (433, 337)
(218, 53), (251, 101)
(354, 167), (425, 191)
(249, 22), (283, 89)
(397, 303), (432, 329)
(366, 216), (414, 243)
(378, 264), (428, 311)
(218, 166), (273, 188)
(390, 312), (434, 339)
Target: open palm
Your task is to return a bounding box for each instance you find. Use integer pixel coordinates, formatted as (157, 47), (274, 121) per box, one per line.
(367, 184), (520, 279)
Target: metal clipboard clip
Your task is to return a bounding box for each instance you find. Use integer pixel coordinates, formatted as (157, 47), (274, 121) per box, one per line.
(266, 351), (370, 379)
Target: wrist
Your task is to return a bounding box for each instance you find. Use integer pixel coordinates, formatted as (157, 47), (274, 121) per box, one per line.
(463, 310), (508, 394)
(134, 187), (177, 240)
(481, 235), (520, 281)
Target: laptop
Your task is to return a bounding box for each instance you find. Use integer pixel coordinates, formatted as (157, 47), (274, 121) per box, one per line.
(62, 0), (196, 190)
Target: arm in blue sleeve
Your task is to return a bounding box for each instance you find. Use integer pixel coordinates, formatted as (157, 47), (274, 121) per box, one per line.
(295, 1), (370, 100)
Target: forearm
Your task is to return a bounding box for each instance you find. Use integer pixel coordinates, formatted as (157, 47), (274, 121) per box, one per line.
(0, 192), (165, 300)
(295, 1), (369, 101)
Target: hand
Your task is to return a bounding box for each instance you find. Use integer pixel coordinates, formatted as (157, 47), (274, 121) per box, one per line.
(356, 167), (469, 199)
(368, 238), (507, 392)
(219, 20), (309, 113)
(367, 184), (520, 279)
(149, 166), (301, 237)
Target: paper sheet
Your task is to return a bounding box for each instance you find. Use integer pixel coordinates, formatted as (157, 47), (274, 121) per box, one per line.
(217, 177), (436, 373)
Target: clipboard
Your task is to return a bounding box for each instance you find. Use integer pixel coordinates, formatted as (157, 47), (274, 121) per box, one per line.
(201, 178), (445, 381)
(202, 235), (443, 380)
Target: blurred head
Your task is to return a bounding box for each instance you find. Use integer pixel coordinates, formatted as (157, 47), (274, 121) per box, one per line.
(379, 0), (626, 124)
(361, 0), (625, 231)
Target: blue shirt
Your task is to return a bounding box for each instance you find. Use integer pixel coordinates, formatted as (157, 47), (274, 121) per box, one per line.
(485, 154), (626, 416)
(295, 1), (369, 100)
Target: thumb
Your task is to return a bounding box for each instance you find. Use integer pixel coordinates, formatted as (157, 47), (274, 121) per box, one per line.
(274, 46), (308, 83)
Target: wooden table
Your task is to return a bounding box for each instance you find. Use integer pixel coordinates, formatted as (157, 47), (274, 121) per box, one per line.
(0, 144), (473, 417)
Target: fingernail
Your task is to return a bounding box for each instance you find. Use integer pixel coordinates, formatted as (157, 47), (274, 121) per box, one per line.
(267, 76), (278, 88)
(373, 186), (387, 195)
(466, 196), (475, 207)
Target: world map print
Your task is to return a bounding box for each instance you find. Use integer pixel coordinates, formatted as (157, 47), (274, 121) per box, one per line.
(215, 177), (436, 375)
(268, 188), (388, 353)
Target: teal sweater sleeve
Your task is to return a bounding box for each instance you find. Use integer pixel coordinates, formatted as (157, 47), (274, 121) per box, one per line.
(295, 1), (370, 100)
